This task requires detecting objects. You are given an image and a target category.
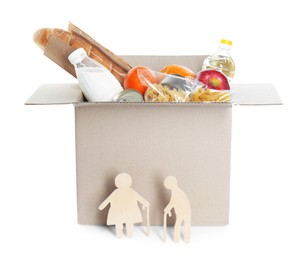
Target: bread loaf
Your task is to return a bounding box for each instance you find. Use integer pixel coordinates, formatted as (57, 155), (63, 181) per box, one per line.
(33, 24), (132, 84)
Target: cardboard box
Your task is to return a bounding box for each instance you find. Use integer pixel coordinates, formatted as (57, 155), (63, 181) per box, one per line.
(26, 55), (281, 226)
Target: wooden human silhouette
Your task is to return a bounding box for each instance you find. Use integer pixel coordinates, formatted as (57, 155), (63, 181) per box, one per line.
(98, 173), (150, 238)
(163, 176), (191, 243)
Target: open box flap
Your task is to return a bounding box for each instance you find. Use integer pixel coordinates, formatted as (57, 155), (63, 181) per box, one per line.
(25, 83), (83, 105)
(25, 83), (282, 106)
(231, 83), (282, 105)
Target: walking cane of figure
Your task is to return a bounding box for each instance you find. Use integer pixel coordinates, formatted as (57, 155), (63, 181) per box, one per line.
(163, 211), (167, 242)
(163, 176), (191, 243)
(163, 211), (171, 242)
(146, 205), (150, 236)
(98, 173), (150, 238)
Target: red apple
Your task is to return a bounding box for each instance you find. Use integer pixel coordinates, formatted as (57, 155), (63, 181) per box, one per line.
(196, 69), (230, 90)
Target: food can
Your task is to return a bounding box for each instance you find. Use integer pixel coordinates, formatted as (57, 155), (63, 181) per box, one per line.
(113, 89), (144, 102)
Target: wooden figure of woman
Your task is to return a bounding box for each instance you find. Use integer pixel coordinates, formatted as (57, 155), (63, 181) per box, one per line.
(98, 173), (150, 238)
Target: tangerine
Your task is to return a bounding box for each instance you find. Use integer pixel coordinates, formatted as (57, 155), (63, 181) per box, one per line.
(123, 66), (157, 95)
(160, 64), (196, 78)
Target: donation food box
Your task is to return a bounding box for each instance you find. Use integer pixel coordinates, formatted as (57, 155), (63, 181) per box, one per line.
(26, 52), (281, 226)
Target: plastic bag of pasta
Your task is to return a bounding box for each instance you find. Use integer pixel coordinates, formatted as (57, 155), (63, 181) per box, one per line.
(141, 71), (203, 102)
(191, 87), (231, 102)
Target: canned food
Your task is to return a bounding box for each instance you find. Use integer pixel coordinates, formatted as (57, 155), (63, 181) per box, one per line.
(113, 89), (144, 102)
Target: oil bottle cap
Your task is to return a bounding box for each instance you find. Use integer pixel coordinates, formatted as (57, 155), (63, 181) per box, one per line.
(220, 39), (232, 46)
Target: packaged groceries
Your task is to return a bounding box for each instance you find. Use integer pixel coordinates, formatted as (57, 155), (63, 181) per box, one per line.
(33, 23), (234, 103)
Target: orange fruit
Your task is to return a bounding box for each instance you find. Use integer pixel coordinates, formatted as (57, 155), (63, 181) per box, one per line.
(160, 64), (196, 78)
(123, 66), (157, 95)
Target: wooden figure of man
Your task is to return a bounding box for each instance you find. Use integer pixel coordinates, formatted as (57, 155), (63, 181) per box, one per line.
(98, 173), (150, 238)
(164, 176), (191, 243)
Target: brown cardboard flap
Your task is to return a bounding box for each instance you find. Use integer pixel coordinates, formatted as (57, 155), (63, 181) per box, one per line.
(25, 84), (84, 105)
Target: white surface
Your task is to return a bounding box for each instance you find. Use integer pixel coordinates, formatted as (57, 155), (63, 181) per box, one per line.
(0, 0), (305, 259)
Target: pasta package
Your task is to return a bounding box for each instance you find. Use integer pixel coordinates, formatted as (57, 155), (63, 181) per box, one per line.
(191, 88), (231, 102)
(138, 69), (232, 103)
(145, 84), (192, 102)
(139, 71), (203, 102)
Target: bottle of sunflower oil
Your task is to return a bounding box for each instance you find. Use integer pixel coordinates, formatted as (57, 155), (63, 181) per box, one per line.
(202, 39), (236, 81)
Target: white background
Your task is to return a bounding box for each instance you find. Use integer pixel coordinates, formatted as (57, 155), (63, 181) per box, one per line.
(0, 0), (305, 259)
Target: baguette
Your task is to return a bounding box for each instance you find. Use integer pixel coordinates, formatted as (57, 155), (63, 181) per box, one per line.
(33, 25), (132, 84)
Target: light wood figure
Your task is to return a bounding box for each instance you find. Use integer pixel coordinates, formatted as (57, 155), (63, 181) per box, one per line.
(98, 173), (150, 238)
(163, 176), (191, 243)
